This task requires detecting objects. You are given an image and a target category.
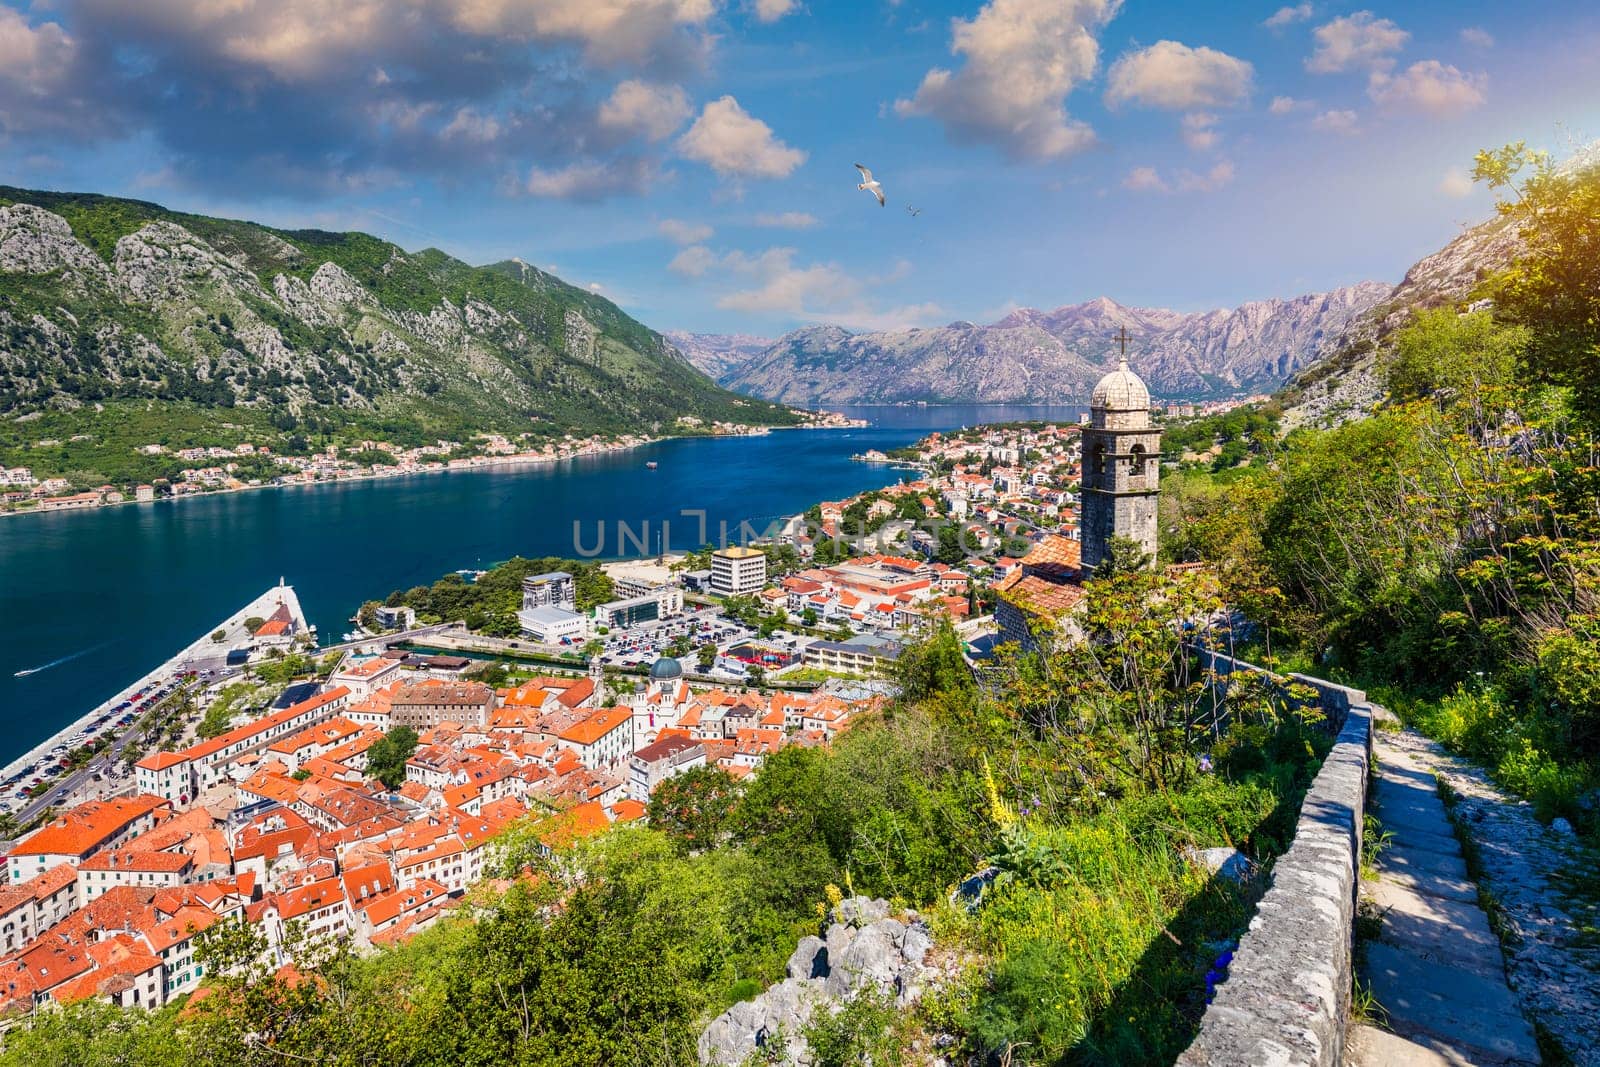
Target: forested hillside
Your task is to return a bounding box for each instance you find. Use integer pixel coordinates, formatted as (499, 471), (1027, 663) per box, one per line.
(1164, 142), (1600, 830)
(0, 188), (796, 483)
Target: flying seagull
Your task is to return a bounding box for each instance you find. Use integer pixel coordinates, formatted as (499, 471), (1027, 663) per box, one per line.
(906, 205), (922, 217)
(854, 163), (885, 207)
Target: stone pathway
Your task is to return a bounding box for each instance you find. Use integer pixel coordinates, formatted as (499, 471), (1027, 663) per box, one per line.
(1375, 721), (1600, 1067)
(1349, 717), (1540, 1067)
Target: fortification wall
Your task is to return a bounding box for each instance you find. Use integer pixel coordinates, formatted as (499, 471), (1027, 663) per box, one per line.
(1178, 650), (1374, 1067)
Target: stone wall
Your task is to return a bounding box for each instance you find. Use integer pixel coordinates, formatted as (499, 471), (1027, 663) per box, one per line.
(1177, 651), (1374, 1067)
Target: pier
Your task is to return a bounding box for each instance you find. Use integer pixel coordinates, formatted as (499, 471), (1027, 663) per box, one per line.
(0, 583), (312, 823)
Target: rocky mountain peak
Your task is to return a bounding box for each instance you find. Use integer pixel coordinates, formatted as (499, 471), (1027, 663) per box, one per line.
(699, 281), (1389, 405)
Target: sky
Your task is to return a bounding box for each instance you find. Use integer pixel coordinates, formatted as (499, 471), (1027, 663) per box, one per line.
(2, 1), (1599, 338)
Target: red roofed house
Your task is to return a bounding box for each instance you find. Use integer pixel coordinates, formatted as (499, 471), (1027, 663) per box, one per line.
(557, 706), (634, 771)
(6, 795), (169, 884)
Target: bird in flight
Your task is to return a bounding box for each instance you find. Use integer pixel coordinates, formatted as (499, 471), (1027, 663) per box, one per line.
(854, 163), (885, 207)
(906, 205), (922, 217)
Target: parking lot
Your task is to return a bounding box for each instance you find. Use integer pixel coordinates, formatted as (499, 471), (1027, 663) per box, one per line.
(593, 606), (808, 678)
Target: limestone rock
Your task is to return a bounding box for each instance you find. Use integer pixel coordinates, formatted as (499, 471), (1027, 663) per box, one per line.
(824, 920), (902, 999)
(697, 977), (822, 1067)
(832, 896), (890, 927)
(1185, 846), (1257, 885)
(0, 205), (112, 288)
(900, 923), (933, 966)
(786, 935), (829, 980)
(699, 898), (938, 1066)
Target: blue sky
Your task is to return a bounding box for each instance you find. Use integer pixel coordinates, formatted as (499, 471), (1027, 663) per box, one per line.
(2, 1), (1598, 337)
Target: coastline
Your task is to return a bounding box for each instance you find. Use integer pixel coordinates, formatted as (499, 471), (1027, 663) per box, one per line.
(0, 585), (311, 793)
(0, 416), (867, 525)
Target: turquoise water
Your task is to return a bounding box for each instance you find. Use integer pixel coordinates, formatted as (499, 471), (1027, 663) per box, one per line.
(0, 403), (1083, 754)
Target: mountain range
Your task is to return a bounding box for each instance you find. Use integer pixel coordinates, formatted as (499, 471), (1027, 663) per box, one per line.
(0, 187), (795, 468)
(669, 284), (1392, 405)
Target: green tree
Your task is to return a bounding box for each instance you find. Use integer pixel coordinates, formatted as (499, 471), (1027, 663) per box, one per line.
(696, 642), (718, 670)
(0, 1000), (183, 1067)
(1474, 141), (1600, 420)
(366, 725), (420, 789)
(647, 765), (741, 852)
(1094, 535), (1153, 578)
(1385, 308), (1526, 405)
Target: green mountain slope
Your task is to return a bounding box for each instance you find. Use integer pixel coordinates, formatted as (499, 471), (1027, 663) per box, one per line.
(0, 187), (795, 483)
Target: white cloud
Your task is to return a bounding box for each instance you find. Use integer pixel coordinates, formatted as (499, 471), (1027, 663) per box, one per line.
(668, 244), (719, 276)
(1438, 168), (1474, 198)
(677, 96), (807, 179)
(1311, 108), (1360, 134)
(75, 0), (715, 82)
(754, 0), (799, 22)
(1123, 166), (1168, 193)
(1121, 160), (1233, 193)
(1268, 94), (1309, 115)
(682, 244), (940, 329)
(0, 9), (83, 133)
(442, 0), (718, 66)
(1263, 3), (1313, 29)
(659, 218), (713, 244)
(523, 158), (657, 200)
(1106, 40), (1254, 110)
(441, 107), (503, 143)
(1460, 27), (1494, 48)
(598, 80), (692, 141)
(1368, 60), (1486, 117)
(1177, 160), (1234, 192)
(1181, 111), (1219, 151)
(894, 0), (1117, 161)
(1306, 11), (1409, 74)
(753, 211), (819, 228)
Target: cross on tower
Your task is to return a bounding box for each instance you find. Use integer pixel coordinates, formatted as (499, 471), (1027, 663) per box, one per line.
(1113, 325), (1132, 363)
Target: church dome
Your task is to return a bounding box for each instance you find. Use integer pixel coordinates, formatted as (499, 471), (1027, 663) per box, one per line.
(1091, 357), (1151, 412)
(649, 656), (684, 681)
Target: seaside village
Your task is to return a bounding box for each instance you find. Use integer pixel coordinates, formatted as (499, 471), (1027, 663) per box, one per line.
(0, 363), (1180, 1021)
(0, 408), (864, 515)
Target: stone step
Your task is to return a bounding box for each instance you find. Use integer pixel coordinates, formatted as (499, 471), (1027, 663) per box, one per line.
(1385, 823), (1464, 858)
(1370, 880), (1504, 977)
(1364, 942), (1540, 1065)
(1380, 841), (1472, 887)
(1374, 793), (1458, 838)
(1372, 859), (1479, 905)
(1347, 1023), (1466, 1067)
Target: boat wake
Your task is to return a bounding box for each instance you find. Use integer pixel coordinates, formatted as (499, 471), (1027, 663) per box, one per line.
(13, 641), (110, 679)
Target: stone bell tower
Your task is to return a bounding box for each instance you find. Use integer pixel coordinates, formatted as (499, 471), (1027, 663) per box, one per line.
(1080, 327), (1161, 575)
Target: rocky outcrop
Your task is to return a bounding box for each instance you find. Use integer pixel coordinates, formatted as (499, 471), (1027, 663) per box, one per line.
(697, 896), (936, 1066)
(0, 186), (785, 437)
(0, 205), (112, 289)
(710, 284), (1390, 404)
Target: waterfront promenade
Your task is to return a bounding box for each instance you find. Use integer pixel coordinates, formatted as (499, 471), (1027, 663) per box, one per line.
(0, 583), (311, 808)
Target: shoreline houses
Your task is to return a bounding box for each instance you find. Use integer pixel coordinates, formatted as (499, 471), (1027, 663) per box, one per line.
(0, 650), (872, 1022)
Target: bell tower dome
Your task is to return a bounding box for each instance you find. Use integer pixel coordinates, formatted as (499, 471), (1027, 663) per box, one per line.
(1080, 329), (1161, 574)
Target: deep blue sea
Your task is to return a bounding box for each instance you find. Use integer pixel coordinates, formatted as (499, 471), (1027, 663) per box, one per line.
(0, 404), (1084, 753)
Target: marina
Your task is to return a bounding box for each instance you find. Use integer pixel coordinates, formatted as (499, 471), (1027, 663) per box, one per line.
(0, 583), (310, 818)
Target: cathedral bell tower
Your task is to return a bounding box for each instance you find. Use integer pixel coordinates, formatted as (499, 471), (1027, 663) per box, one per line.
(1080, 327), (1161, 575)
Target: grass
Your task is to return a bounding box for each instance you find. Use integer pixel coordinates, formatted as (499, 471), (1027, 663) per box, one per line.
(918, 735), (1329, 1067)
(1350, 976), (1386, 1028)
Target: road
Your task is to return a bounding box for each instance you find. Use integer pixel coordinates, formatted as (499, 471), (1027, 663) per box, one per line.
(8, 676), (202, 828)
